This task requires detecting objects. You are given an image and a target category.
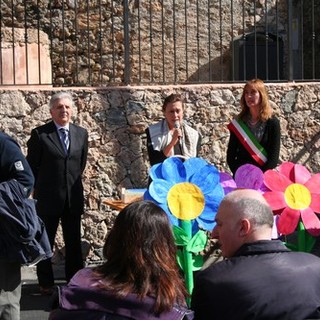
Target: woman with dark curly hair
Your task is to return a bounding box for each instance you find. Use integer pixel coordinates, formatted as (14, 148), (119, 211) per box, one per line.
(49, 200), (193, 320)
(227, 78), (281, 175)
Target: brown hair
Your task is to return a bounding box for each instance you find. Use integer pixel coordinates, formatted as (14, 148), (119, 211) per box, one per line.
(94, 200), (187, 314)
(162, 93), (185, 112)
(238, 79), (273, 121)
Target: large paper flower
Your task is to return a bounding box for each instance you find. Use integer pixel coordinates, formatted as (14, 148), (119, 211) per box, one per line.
(144, 157), (224, 233)
(220, 164), (266, 194)
(263, 162), (320, 236)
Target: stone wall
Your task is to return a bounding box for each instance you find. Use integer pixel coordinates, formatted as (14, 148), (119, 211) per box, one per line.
(1, 82), (320, 264)
(0, 0), (289, 85)
(2, 1), (319, 84)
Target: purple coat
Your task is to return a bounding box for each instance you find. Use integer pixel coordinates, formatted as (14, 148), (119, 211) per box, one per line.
(49, 268), (193, 320)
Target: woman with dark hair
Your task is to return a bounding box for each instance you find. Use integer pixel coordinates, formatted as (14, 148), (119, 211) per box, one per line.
(146, 93), (201, 166)
(49, 200), (193, 320)
(226, 79), (281, 175)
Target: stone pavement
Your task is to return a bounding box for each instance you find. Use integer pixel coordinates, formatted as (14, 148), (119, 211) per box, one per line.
(21, 266), (66, 320)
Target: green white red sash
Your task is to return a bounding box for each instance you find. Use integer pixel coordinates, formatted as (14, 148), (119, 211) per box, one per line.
(227, 119), (268, 166)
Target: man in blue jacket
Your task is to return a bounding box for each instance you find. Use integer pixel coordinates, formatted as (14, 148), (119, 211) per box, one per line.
(0, 132), (34, 320)
(192, 189), (320, 320)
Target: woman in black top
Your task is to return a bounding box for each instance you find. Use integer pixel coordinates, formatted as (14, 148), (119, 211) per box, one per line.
(227, 79), (281, 175)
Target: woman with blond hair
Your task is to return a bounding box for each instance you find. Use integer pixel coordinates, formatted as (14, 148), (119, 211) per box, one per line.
(227, 79), (281, 175)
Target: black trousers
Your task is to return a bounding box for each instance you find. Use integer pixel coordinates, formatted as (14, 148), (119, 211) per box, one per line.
(36, 204), (83, 287)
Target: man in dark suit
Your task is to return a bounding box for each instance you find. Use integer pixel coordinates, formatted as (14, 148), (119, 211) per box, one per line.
(27, 92), (88, 294)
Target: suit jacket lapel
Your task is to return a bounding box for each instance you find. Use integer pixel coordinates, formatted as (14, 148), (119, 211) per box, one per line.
(47, 121), (66, 156)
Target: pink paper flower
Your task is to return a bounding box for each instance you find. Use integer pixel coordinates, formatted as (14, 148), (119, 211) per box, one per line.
(263, 162), (320, 236)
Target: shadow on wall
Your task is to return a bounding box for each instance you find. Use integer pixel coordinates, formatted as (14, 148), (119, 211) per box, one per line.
(187, 53), (231, 83)
(291, 131), (320, 166)
(187, 2), (286, 83)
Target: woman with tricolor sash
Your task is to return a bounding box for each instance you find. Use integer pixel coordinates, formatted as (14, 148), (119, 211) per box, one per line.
(226, 79), (281, 175)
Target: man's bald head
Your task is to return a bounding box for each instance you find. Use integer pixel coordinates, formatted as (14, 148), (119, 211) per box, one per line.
(212, 189), (274, 258)
(221, 189), (274, 229)
(223, 189), (268, 204)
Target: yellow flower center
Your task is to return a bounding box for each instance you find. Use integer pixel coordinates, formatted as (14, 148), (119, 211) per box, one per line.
(167, 182), (205, 220)
(284, 183), (311, 210)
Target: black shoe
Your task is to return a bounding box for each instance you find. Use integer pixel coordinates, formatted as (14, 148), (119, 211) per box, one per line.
(39, 286), (54, 296)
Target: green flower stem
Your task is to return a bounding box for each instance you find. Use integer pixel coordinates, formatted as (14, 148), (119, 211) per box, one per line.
(298, 221), (305, 252)
(180, 219), (193, 306)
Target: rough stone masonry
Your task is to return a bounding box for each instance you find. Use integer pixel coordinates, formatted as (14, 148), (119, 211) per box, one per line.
(1, 82), (320, 264)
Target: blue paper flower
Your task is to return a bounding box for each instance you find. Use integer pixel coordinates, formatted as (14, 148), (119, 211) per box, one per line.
(144, 157), (224, 233)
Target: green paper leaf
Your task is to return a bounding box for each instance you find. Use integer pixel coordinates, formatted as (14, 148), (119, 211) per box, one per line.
(284, 242), (297, 251)
(175, 244), (205, 272)
(176, 249), (185, 270)
(306, 233), (316, 253)
(186, 230), (208, 253)
(296, 221), (317, 252)
(192, 254), (204, 271)
(173, 225), (189, 246)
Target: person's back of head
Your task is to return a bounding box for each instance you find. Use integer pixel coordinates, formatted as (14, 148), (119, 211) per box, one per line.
(212, 189), (274, 258)
(95, 200), (187, 314)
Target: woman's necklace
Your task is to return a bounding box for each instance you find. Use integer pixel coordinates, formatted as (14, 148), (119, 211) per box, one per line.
(246, 115), (265, 141)
(248, 116), (259, 127)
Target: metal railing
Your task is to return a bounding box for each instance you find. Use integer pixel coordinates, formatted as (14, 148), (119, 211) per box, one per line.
(0, 0), (319, 86)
